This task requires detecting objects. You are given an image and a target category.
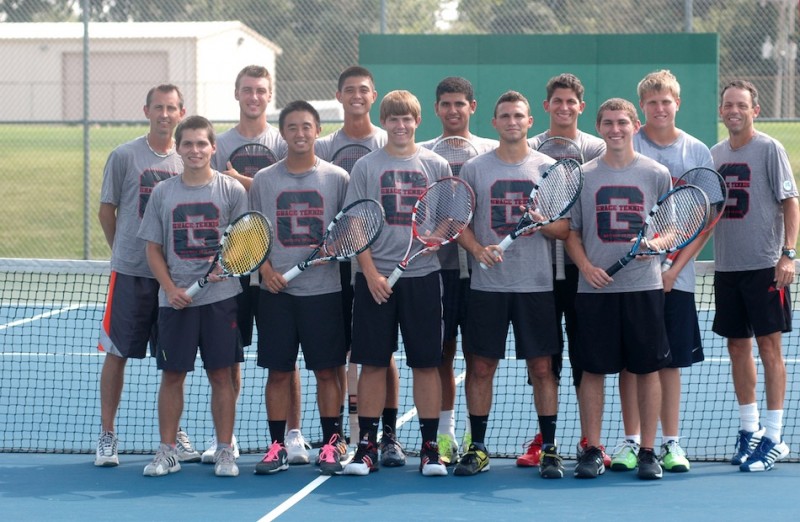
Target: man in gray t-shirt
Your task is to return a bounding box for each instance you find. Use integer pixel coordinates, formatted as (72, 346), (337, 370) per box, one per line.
(566, 98), (672, 481)
(417, 76), (499, 465)
(94, 84), (191, 468)
(206, 65), (294, 464)
(517, 73), (607, 468)
(608, 70), (715, 474)
(711, 80), (799, 473)
(455, 90), (567, 479)
(138, 116), (247, 478)
(248, 101), (350, 475)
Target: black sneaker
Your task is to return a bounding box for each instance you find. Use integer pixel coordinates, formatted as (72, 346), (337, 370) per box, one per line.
(342, 440), (379, 476)
(453, 442), (490, 476)
(538, 444), (564, 479)
(637, 447), (663, 480)
(574, 445), (605, 478)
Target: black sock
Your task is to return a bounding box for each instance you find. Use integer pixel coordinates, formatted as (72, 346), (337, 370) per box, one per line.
(382, 408), (398, 438)
(469, 414), (489, 445)
(358, 417), (380, 444)
(538, 415), (557, 445)
(419, 417), (439, 446)
(321, 416), (340, 443)
(268, 420), (287, 445)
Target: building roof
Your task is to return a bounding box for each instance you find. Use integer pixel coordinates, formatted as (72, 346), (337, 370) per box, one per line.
(0, 21), (282, 54)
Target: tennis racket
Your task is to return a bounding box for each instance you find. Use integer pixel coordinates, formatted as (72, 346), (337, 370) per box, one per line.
(432, 136), (480, 278)
(605, 185), (710, 276)
(228, 143), (278, 178)
(536, 137), (585, 281)
(480, 158), (583, 270)
(386, 176), (475, 288)
(661, 167), (728, 271)
(185, 211), (273, 297)
(282, 199), (385, 282)
(431, 136), (479, 177)
(331, 143), (371, 174)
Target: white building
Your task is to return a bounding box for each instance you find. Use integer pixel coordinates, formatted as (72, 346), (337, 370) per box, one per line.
(0, 21), (282, 122)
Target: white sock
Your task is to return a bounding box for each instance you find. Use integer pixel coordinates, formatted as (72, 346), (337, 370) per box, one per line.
(438, 410), (455, 438)
(662, 435), (679, 446)
(763, 409), (784, 443)
(625, 434), (641, 445)
(739, 403), (760, 433)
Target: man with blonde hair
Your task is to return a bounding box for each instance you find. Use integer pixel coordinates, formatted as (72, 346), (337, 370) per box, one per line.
(342, 90), (451, 477)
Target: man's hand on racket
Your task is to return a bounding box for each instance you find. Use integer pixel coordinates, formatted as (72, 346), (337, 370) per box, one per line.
(457, 227), (504, 268)
(565, 232), (612, 290)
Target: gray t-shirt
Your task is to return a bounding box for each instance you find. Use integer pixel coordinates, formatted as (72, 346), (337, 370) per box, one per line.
(711, 131), (798, 271)
(99, 136), (183, 277)
(212, 125), (288, 174)
(419, 134), (499, 270)
(634, 129), (714, 292)
(343, 146), (451, 278)
(570, 154), (672, 293)
(249, 159), (349, 296)
(137, 172), (248, 307)
(461, 149), (556, 292)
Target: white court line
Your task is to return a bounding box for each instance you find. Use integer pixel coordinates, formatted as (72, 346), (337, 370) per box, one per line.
(0, 304), (83, 331)
(258, 369), (468, 521)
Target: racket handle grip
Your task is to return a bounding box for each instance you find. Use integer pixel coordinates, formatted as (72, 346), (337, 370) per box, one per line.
(185, 280), (203, 298)
(661, 254), (676, 272)
(555, 239), (566, 281)
(480, 235), (514, 270)
(282, 265), (303, 283)
(605, 258), (630, 277)
(386, 267), (403, 288)
(457, 246), (470, 279)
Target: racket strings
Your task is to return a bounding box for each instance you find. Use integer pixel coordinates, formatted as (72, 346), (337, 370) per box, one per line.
(679, 169), (727, 223)
(325, 208), (384, 257)
(219, 215), (271, 274)
(414, 181), (474, 245)
(532, 163), (582, 219)
(646, 188), (708, 251)
(433, 139), (478, 178)
(332, 145), (371, 174)
(537, 140), (583, 162)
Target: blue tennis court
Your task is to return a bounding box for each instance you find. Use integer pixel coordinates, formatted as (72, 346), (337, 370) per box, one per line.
(1, 259), (799, 520)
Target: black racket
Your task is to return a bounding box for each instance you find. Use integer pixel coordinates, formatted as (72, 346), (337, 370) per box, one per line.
(186, 211), (273, 297)
(661, 167), (728, 271)
(282, 199), (385, 282)
(536, 136), (585, 280)
(606, 185), (710, 276)
(386, 177), (475, 288)
(480, 158), (583, 269)
(229, 143), (278, 178)
(331, 143), (371, 174)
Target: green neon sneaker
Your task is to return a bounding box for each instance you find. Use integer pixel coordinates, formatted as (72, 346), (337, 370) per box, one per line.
(437, 433), (459, 466)
(660, 440), (690, 472)
(610, 439), (639, 471)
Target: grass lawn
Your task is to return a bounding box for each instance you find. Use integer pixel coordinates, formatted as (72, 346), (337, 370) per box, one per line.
(0, 122), (798, 259)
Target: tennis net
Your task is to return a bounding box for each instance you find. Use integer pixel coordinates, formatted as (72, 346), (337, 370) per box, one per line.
(1, 257), (798, 461)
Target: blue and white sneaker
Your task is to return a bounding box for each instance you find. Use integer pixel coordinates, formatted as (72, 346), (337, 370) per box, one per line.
(739, 437), (790, 472)
(731, 426), (765, 466)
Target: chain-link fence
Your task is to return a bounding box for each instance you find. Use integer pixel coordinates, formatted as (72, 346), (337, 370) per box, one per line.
(0, 0), (798, 258)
